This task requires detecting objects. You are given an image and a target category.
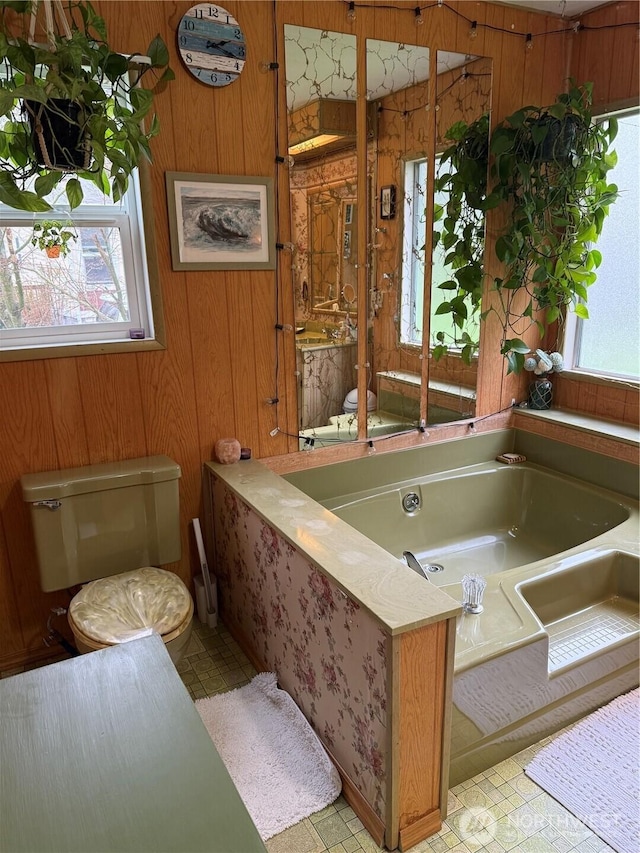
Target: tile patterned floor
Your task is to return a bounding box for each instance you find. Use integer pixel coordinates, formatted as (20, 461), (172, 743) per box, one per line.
(178, 621), (615, 853)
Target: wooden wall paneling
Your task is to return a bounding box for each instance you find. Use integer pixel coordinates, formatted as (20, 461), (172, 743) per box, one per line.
(0, 523), (23, 659)
(606, 2), (638, 104)
(474, 3), (510, 417)
(75, 354), (148, 463)
(208, 9), (248, 449)
(454, 1), (488, 56)
(371, 2), (417, 383)
(570, 4), (618, 107)
(238, 2), (289, 459)
(225, 270), (262, 452)
(164, 7), (239, 464)
(43, 358), (90, 468)
(522, 12), (553, 107)
(0, 362), (66, 657)
(133, 3), (204, 585)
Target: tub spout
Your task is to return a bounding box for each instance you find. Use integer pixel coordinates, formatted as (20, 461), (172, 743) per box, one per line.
(461, 574), (487, 614)
(403, 550), (430, 581)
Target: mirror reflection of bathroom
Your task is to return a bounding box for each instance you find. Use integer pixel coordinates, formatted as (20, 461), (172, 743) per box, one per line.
(368, 38), (431, 439)
(284, 25), (362, 444)
(429, 51), (493, 422)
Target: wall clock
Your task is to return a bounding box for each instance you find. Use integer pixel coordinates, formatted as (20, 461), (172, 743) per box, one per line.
(177, 4), (246, 87)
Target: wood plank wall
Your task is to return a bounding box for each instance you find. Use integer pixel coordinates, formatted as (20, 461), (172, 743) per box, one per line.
(0, 0), (636, 669)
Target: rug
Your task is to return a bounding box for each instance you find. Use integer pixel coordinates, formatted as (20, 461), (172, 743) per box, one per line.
(195, 672), (341, 840)
(525, 688), (640, 853)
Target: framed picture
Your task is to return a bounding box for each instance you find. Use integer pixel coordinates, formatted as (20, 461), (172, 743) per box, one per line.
(165, 172), (276, 271)
(380, 185), (396, 220)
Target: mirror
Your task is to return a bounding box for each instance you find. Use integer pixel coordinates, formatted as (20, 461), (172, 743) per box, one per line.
(366, 38), (431, 437)
(285, 25), (361, 443)
(284, 25), (493, 446)
(306, 188), (358, 312)
(428, 51), (493, 422)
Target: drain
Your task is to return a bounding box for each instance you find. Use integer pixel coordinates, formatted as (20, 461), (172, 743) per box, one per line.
(425, 563), (444, 573)
(402, 492), (421, 513)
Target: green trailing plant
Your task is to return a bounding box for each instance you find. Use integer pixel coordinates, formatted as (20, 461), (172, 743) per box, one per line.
(484, 81), (618, 373)
(30, 219), (77, 256)
(429, 83), (618, 374)
(0, 0), (174, 212)
(431, 113), (489, 365)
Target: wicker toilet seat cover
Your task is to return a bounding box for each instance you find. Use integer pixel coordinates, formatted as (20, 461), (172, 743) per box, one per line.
(69, 567), (192, 644)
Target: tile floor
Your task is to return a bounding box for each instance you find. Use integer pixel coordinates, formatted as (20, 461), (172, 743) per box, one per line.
(178, 621), (614, 853)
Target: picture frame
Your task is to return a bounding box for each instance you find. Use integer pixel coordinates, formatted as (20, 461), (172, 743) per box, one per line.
(380, 185), (396, 220)
(165, 172), (276, 271)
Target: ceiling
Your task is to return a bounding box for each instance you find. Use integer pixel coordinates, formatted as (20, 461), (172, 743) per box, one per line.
(489, 0), (613, 16)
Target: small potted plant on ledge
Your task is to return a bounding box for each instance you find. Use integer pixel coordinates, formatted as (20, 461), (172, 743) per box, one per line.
(30, 219), (77, 258)
(0, 0), (174, 212)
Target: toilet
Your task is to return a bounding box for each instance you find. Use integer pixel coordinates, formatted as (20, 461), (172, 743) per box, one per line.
(342, 388), (377, 414)
(21, 456), (193, 664)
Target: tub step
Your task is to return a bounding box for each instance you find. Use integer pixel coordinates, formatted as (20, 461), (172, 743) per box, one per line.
(546, 598), (639, 672)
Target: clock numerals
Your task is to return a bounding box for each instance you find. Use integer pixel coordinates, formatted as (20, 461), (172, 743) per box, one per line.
(178, 4), (245, 88)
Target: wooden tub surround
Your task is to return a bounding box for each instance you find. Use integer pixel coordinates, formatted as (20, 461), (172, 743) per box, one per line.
(205, 459), (460, 851)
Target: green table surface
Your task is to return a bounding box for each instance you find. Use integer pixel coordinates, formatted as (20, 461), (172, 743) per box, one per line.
(0, 634), (266, 853)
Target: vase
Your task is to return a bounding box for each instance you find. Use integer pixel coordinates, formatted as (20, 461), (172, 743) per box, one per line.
(528, 377), (553, 410)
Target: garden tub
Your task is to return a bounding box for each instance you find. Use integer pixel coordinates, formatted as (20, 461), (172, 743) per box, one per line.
(287, 449), (639, 785)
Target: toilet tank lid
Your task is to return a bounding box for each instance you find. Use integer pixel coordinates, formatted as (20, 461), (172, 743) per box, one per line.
(21, 455), (181, 502)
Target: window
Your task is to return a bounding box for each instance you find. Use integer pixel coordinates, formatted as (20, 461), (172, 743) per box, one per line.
(400, 158), (426, 345)
(563, 109), (640, 381)
(400, 156), (481, 352)
(0, 168), (159, 356)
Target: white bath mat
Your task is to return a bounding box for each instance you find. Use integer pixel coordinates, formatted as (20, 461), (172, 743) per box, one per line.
(525, 688), (640, 853)
(195, 672), (341, 840)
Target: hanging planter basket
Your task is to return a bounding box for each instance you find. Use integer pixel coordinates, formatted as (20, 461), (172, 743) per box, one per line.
(530, 113), (586, 164)
(22, 99), (91, 172)
(45, 245), (61, 258)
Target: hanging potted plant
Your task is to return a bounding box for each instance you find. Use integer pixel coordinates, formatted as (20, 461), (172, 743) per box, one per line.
(0, 0), (174, 212)
(30, 219), (77, 257)
(483, 81), (618, 373)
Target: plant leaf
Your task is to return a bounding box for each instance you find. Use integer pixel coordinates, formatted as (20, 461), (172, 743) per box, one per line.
(66, 178), (84, 210)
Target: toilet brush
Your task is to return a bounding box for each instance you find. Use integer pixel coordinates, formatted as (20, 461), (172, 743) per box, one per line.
(192, 518), (218, 628)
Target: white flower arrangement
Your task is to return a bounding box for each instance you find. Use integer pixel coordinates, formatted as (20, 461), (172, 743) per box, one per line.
(523, 350), (564, 376)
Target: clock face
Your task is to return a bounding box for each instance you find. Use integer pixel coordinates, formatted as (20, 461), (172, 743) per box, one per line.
(177, 4), (246, 87)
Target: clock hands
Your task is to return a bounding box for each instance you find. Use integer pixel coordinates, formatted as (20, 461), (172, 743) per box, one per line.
(206, 39), (235, 58)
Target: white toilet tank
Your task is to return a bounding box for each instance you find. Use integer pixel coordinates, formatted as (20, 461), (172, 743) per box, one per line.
(21, 456), (181, 592)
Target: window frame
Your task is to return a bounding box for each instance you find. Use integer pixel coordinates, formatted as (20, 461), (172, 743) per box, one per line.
(0, 163), (166, 363)
(399, 156), (427, 347)
(560, 104), (639, 387)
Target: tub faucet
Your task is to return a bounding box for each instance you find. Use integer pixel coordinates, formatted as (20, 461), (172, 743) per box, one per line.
(461, 574), (487, 614)
(403, 551), (430, 581)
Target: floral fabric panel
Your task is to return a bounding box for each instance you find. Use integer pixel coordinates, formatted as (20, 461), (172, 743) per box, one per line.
(211, 476), (389, 820)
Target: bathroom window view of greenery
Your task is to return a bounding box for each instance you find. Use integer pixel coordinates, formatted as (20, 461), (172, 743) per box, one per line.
(400, 157), (426, 346)
(565, 109), (639, 380)
(0, 173), (153, 351)
(400, 152), (482, 358)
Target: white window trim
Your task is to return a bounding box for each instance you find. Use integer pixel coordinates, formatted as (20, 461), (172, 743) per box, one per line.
(0, 170), (163, 359)
(561, 105), (639, 386)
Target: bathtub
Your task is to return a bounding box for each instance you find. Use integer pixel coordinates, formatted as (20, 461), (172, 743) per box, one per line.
(322, 461), (631, 586)
(285, 441), (639, 786)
